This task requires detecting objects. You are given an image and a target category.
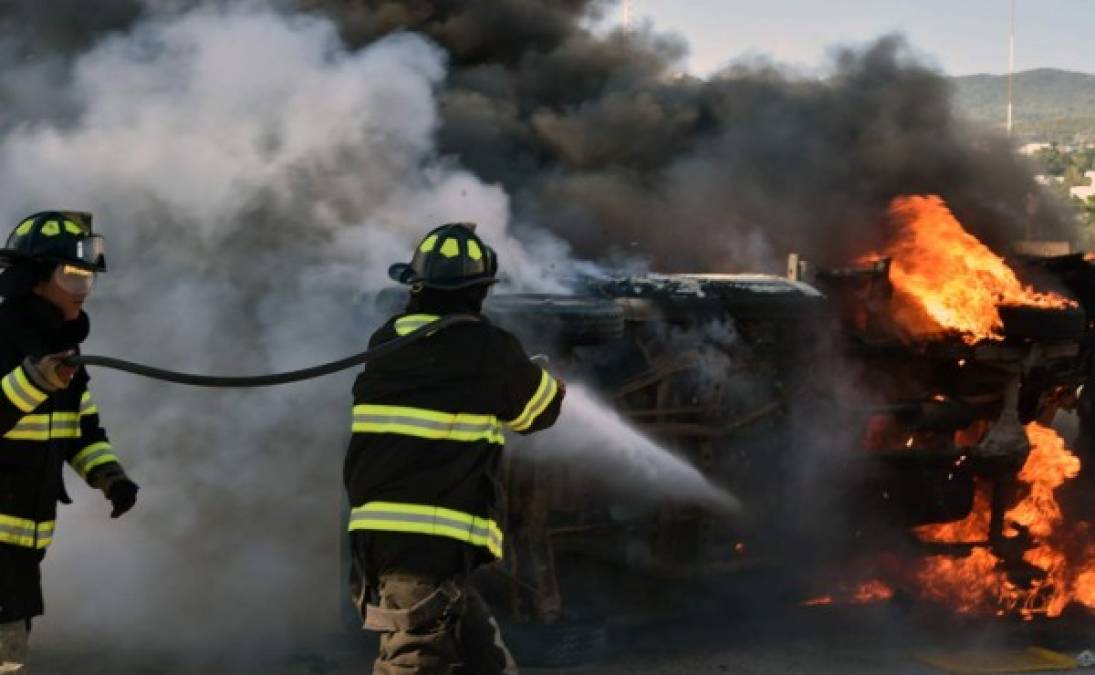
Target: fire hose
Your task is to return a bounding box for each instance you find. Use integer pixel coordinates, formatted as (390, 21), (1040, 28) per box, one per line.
(62, 314), (480, 387)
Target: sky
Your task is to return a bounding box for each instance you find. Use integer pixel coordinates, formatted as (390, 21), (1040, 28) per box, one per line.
(627, 1), (1094, 77)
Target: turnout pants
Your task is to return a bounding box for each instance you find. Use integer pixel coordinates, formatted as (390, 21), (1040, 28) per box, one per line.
(364, 573), (516, 675)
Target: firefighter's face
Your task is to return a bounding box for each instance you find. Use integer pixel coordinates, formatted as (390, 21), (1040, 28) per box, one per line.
(35, 264), (94, 321)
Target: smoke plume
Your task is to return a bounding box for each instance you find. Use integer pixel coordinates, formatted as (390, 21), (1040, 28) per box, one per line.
(299, 0), (1064, 271)
(0, 3), (552, 663)
(0, 0), (1064, 669)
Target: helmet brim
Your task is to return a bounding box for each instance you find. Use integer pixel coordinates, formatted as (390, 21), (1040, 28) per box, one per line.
(387, 262), (497, 289)
(388, 263), (418, 286)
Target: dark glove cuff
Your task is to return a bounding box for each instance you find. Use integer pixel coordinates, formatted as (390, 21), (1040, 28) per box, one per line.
(89, 463), (127, 492)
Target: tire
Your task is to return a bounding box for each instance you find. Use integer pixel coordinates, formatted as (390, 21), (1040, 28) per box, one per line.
(999, 304), (1086, 340)
(501, 619), (609, 668)
(486, 294), (625, 346)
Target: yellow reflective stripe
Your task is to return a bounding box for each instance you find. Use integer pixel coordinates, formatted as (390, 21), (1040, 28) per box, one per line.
(394, 314), (440, 337)
(419, 234), (439, 253)
(348, 501), (503, 559)
(504, 369), (558, 432)
(2, 366), (48, 414)
(80, 391), (98, 417)
(40, 219), (60, 236)
(70, 441), (119, 478)
(2, 414), (49, 440)
(0, 513), (54, 549)
(2, 412), (82, 441)
(466, 239), (483, 261)
(352, 405), (504, 444)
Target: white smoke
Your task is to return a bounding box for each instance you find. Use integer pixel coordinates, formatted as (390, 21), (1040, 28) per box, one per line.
(0, 2), (727, 666)
(0, 4), (546, 658)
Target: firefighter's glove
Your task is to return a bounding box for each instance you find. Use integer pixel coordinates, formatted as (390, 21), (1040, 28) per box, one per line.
(106, 478), (139, 518)
(21, 351), (76, 392)
(94, 468), (139, 518)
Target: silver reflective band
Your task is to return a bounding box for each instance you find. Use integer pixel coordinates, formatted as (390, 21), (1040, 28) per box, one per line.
(348, 501), (503, 558)
(1, 367), (48, 414)
(351, 405), (504, 444)
(504, 369), (558, 432)
(3, 413), (81, 441)
(0, 515), (54, 549)
(70, 442), (118, 478)
(353, 412), (499, 434)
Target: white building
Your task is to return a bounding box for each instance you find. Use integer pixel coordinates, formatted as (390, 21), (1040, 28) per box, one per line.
(1019, 142), (1052, 156)
(1070, 171), (1095, 202)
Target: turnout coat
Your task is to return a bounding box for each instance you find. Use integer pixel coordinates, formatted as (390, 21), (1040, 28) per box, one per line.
(0, 294), (124, 620)
(344, 312), (564, 581)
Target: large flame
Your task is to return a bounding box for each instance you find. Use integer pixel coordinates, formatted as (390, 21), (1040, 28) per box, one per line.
(914, 423), (1092, 619)
(864, 195), (1073, 344)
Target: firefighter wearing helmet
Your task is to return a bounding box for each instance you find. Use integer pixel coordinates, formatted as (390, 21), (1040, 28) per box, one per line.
(0, 211), (138, 672)
(345, 223), (565, 674)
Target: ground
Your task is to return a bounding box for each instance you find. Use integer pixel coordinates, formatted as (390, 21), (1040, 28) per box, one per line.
(29, 598), (1095, 674)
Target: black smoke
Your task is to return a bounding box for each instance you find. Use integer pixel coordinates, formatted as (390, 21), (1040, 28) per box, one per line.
(296, 0), (1064, 272)
(1, 0), (1061, 270)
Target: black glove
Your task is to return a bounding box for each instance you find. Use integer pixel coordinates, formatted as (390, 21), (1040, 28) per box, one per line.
(106, 478), (139, 518)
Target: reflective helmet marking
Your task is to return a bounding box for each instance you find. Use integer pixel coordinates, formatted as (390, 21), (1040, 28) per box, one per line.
(40, 220), (61, 236)
(63, 219), (85, 235)
(419, 234), (438, 253)
(439, 237), (460, 258)
(14, 219), (33, 236)
(467, 239), (483, 261)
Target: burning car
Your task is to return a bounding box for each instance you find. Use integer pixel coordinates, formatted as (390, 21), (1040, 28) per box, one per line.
(354, 194), (1095, 663)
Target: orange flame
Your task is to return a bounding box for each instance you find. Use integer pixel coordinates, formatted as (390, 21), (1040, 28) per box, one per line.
(800, 580), (893, 607)
(915, 481), (991, 544)
(913, 424), (1091, 619)
(852, 580), (895, 604)
(1004, 424), (1080, 539)
(864, 195), (1072, 344)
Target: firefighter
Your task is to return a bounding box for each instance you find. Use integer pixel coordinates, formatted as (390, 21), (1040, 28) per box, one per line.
(346, 223), (565, 675)
(0, 211), (138, 672)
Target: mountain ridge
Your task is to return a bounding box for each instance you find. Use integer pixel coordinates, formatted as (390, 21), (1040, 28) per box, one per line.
(949, 68), (1095, 142)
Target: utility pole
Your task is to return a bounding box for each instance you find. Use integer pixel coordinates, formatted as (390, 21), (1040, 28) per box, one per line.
(1007, 0), (1015, 137)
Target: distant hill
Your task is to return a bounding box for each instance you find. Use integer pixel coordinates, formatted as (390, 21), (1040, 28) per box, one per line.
(950, 68), (1095, 143)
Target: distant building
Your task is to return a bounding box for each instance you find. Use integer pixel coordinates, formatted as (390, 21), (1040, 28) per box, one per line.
(1069, 170), (1095, 201)
(1035, 174), (1064, 185)
(1019, 142), (1052, 156)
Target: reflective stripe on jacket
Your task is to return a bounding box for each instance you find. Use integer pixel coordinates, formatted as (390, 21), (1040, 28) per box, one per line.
(349, 501), (503, 559)
(344, 310), (564, 567)
(0, 296), (124, 550)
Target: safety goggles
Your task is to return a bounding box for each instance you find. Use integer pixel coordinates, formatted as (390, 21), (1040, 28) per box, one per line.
(72, 234), (106, 270)
(53, 264), (96, 296)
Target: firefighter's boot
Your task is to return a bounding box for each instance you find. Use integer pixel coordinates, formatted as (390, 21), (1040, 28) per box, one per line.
(0, 620), (28, 673)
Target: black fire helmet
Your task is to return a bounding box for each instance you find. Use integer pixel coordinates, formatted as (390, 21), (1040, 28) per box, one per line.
(388, 222), (498, 290)
(0, 211), (107, 272)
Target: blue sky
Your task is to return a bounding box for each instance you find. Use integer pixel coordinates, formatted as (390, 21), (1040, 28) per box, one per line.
(623, 1), (1093, 76)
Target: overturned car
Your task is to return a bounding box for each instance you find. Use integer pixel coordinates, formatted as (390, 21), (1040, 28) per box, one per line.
(353, 198), (1095, 663)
